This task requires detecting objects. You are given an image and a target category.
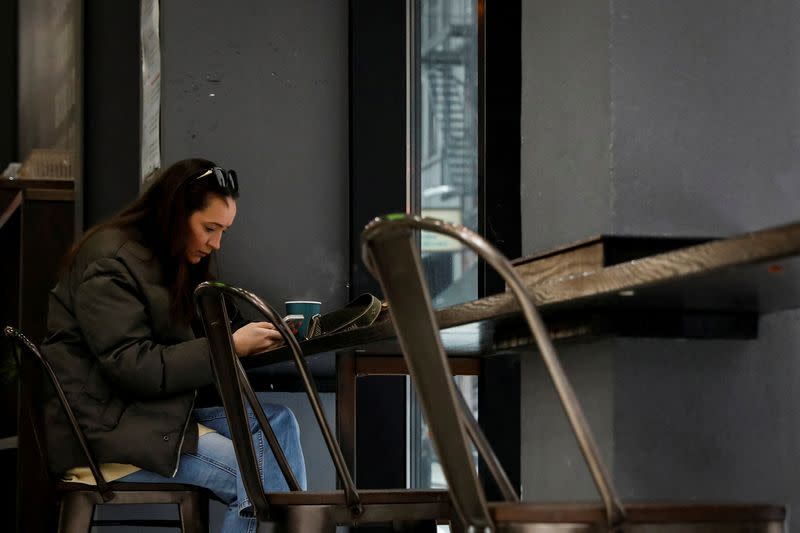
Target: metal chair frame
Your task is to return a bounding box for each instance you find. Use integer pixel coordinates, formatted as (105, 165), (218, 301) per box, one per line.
(361, 214), (786, 533)
(194, 282), (451, 532)
(3, 325), (210, 533)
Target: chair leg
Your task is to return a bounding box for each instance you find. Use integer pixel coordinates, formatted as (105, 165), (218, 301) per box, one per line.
(178, 491), (209, 533)
(336, 349), (357, 489)
(275, 505), (336, 533)
(57, 492), (96, 533)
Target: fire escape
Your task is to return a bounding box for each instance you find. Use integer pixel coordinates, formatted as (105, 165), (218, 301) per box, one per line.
(422, 6), (477, 228)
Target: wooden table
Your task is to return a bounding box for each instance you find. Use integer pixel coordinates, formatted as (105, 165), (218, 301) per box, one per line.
(243, 219), (800, 487)
(246, 219), (800, 367)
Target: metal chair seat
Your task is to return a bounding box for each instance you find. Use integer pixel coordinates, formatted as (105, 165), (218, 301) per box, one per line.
(54, 482), (211, 532)
(266, 488), (450, 505)
(489, 501), (785, 529)
(264, 489), (451, 527)
(55, 481), (212, 493)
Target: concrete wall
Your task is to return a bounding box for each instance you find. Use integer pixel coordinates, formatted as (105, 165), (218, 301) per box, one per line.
(520, 0), (800, 525)
(610, 0), (800, 236)
(521, 340), (615, 500)
(161, 0), (349, 311)
(520, 0), (613, 253)
(81, 0), (351, 305)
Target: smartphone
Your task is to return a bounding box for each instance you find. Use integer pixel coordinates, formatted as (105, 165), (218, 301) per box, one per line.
(282, 314), (305, 336)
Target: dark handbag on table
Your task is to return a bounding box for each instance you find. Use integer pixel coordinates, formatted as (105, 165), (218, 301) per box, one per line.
(306, 293), (383, 339)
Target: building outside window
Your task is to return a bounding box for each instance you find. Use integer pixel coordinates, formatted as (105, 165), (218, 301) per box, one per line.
(410, 0), (479, 497)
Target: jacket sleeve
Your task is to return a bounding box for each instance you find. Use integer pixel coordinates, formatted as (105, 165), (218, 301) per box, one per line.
(74, 257), (215, 399)
(225, 295), (250, 332)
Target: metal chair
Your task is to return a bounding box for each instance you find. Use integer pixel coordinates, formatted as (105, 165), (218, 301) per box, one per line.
(3, 326), (210, 533)
(194, 282), (452, 532)
(361, 214), (786, 533)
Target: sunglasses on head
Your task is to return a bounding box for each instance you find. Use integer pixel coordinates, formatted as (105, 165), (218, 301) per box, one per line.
(191, 166), (239, 194)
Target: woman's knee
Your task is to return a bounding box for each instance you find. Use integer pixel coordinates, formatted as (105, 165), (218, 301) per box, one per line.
(265, 403), (301, 437)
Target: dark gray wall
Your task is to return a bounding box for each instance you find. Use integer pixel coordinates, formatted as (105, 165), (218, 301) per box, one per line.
(161, 0), (349, 312)
(520, 0), (800, 523)
(521, 340), (615, 500)
(611, 0), (800, 237)
(520, 0), (612, 253)
(611, 323), (800, 503)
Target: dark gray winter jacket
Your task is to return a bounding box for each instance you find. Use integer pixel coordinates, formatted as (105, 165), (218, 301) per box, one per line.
(41, 227), (215, 477)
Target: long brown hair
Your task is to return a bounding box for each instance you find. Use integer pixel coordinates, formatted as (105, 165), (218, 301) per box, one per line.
(64, 158), (240, 322)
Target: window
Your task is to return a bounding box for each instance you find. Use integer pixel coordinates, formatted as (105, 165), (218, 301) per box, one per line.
(411, 0), (479, 495)
(418, 0), (479, 308)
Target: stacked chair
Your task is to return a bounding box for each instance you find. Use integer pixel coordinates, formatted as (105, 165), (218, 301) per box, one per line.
(4, 326), (210, 533)
(194, 282), (452, 532)
(360, 214), (786, 533)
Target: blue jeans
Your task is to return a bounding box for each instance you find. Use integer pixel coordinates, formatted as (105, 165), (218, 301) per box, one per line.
(119, 393), (307, 533)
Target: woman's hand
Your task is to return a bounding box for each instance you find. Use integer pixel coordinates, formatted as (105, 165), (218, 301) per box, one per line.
(232, 322), (284, 356)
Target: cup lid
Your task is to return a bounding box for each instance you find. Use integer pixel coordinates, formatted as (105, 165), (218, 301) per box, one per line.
(285, 300), (321, 304)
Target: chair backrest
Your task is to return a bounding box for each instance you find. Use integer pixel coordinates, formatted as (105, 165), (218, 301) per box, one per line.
(361, 215), (626, 531)
(3, 326), (113, 500)
(193, 283), (363, 520)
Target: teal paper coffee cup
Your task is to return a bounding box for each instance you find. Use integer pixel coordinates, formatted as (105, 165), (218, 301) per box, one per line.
(284, 300), (321, 339)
